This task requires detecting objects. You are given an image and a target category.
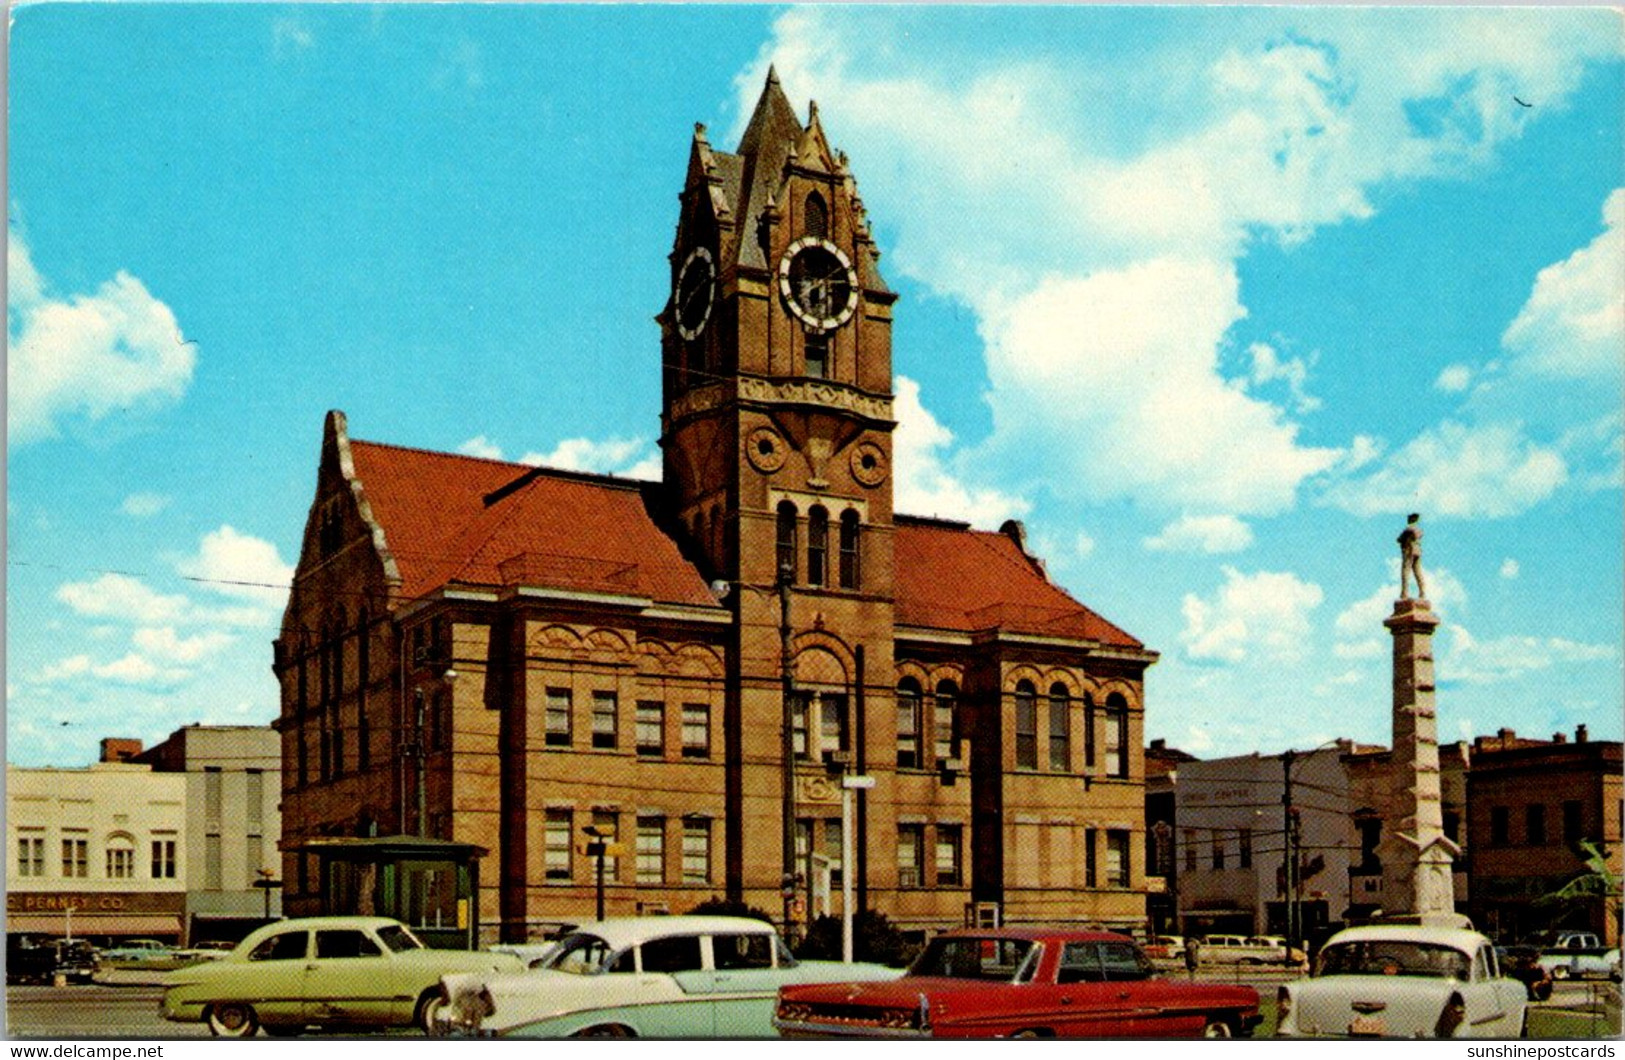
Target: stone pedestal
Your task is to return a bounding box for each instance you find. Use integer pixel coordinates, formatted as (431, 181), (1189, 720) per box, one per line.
(1378, 599), (1460, 920)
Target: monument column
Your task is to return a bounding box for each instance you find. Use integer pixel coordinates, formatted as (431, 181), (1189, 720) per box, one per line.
(1379, 514), (1461, 921)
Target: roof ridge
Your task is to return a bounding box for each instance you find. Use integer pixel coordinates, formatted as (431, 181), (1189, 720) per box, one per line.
(350, 438), (656, 494)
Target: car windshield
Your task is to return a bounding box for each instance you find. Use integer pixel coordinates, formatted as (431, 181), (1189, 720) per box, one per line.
(1317, 940), (1471, 980)
(544, 933), (620, 976)
(909, 937), (1039, 982)
(375, 925), (425, 953)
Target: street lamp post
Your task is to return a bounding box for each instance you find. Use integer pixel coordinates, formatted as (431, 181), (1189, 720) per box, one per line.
(776, 562), (797, 945)
(840, 773), (875, 962)
(583, 826), (610, 921)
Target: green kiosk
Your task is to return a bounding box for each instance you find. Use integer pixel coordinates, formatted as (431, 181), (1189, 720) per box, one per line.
(297, 836), (484, 950)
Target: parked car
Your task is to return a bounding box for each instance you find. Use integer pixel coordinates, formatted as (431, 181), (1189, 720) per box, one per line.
(1495, 945), (1554, 1001)
(1529, 931), (1621, 982)
(160, 915), (523, 1037)
(1275, 924), (1526, 1038)
(1200, 934), (1304, 965)
(5, 937), (95, 984)
(1143, 935), (1186, 960)
(774, 927), (1261, 1039)
(437, 915), (902, 1038)
(96, 939), (194, 972)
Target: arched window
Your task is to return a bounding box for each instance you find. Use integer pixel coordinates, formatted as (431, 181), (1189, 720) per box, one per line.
(934, 680), (960, 766)
(1048, 683), (1070, 771)
(1105, 692), (1129, 778)
(1014, 681), (1038, 769)
(896, 678), (922, 769)
(357, 609), (371, 771)
(1083, 693), (1096, 769)
(804, 192), (828, 240)
(776, 502), (798, 582)
(104, 832), (135, 879)
(807, 506), (829, 587)
(839, 510), (860, 589)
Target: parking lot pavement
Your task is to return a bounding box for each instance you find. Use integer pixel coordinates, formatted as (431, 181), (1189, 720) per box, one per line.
(7, 984), (205, 1039)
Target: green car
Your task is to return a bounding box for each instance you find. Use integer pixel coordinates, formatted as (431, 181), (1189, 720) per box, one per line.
(161, 916), (522, 1037)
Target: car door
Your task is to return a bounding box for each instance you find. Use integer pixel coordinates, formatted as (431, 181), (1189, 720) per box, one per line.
(240, 927), (312, 1024)
(302, 928), (396, 1026)
(706, 931), (783, 1037)
(620, 934), (706, 1036)
(1049, 942), (1137, 1037)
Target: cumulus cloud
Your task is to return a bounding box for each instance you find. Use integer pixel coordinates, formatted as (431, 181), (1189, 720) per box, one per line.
(1145, 514), (1255, 554)
(1332, 564), (1470, 658)
(132, 627), (235, 664)
(1500, 558), (1520, 580)
(1180, 566), (1324, 663)
(456, 435), (505, 460)
(175, 526), (294, 610)
(8, 229), (194, 445)
(892, 376), (1027, 527)
(35, 651), (186, 687)
(1435, 364), (1474, 392)
(1325, 420), (1566, 518)
(1502, 189), (1624, 382)
(1244, 342), (1321, 414)
(56, 573), (189, 625)
(520, 436), (656, 478)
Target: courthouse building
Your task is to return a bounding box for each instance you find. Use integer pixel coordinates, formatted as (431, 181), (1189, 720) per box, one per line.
(275, 71), (1158, 943)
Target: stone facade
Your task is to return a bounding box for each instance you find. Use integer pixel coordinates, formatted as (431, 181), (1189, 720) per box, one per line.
(274, 73), (1158, 944)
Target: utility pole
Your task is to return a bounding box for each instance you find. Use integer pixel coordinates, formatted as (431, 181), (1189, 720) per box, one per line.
(777, 562), (797, 945)
(1282, 749), (1298, 959)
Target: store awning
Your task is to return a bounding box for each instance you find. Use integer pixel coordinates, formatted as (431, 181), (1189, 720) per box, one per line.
(8, 914), (182, 936)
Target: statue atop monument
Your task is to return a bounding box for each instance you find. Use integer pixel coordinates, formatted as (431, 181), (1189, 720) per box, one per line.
(1398, 512), (1427, 601)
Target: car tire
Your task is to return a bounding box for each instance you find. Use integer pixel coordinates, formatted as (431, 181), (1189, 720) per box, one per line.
(571, 1024), (635, 1038)
(207, 1003), (260, 1038)
(1551, 965), (1570, 981)
(1203, 1019), (1235, 1039)
(416, 991), (447, 1036)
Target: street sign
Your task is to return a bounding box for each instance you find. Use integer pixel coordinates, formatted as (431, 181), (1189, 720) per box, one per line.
(578, 843), (626, 857)
(841, 774), (875, 789)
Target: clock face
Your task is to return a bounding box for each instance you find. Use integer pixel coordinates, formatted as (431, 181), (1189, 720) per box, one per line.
(674, 246), (715, 341)
(779, 237), (859, 332)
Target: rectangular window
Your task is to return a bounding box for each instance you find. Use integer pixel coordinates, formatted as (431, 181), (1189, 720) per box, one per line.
(1084, 700), (1096, 768)
(17, 834), (44, 878)
(1491, 806), (1510, 846)
(61, 835), (88, 878)
(1015, 695), (1038, 769)
(898, 825), (924, 888)
(592, 692), (618, 749)
(1211, 835), (1226, 870)
(546, 688), (572, 747)
(636, 701), (665, 756)
(204, 767), (223, 827)
(935, 825), (963, 887)
(807, 510), (828, 587)
(592, 811), (619, 879)
(791, 693), (809, 758)
(1048, 694), (1070, 771)
(246, 835), (264, 886)
(897, 688), (920, 769)
(825, 817), (843, 888)
(933, 689), (957, 765)
(1563, 800), (1583, 843)
(205, 834), (223, 891)
(1239, 827), (1253, 869)
(804, 332), (829, 379)
(796, 820), (813, 885)
(1526, 803), (1547, 846)
(819, 694), (846, 755)
(681, 703), (710, 758)
(246, 770), (264, 828)
(1085, 828), (1098, 888)
(682, 819), (710, 884)
(1106, 709), (1128, 778)
(151, 836), (177, 879)
(545, 810), (572, 881)
(1183, 829), (1197, 873)
(106, 846), (134, 879)
(838, 512), (860, 590)
(637, 817), (665, 884)
(1107, 830), (1131, 887)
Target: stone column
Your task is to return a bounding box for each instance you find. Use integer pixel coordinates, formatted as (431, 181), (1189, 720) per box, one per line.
(1379, 598), (1460, 919)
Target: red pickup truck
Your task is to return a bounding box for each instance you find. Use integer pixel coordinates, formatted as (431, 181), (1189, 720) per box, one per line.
(775, 927), (1260, 1039)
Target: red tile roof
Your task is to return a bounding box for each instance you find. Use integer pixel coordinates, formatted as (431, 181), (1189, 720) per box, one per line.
(893, 516), (1143, 648)
(344, 441), (1142, 648)
(347, 441), (719, 609)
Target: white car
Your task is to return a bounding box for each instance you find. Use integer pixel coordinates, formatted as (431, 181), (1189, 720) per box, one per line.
(1276, 924), (1526, 1039)
(436, 915), (902, 1038)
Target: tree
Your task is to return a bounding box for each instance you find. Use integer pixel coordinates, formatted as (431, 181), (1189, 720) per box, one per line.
(684, 896), (775, 923)
(794, 909), (918, 967)
(1535, 840), (1622, 937)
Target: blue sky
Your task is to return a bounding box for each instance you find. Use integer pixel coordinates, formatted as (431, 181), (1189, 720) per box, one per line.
(7, 4), (1622, 768)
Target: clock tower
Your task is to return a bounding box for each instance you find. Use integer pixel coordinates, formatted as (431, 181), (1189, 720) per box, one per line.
(659, 69), (900, 903)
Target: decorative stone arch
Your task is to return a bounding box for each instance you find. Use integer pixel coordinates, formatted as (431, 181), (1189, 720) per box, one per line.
(582, 628), (633, 664)
(925, 664), (966, 692)
(789, 633), (852, 688)
(893, 660), (932, 688)
(671, 643), (724, 680)
(1098, 682), (1143, 713)
(1003, 664), (1046, 693)
(528, 623), (585, 657)
(1039, 668), (1085, 699)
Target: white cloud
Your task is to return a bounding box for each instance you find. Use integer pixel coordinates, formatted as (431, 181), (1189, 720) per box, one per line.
(37, 655), (94, 683)
(1326, 421), (1566, 518)
(1244, 342), (1321, 413)
(1180, 566), (1324, 663)
(1503, 189), (1624, 381)
(272, 17), (313, 54)
(892, 376), (1027, 527)
(132, 627), (235, 664)
(457, 435), (505, 460)
(1434, 364), (1474, 392)
(175, 526), (294, 610)
(1074, 532), (1096, 560)
(34, 651), (186, 687)
(1499, 558), (1520, 580)
(1443, 624), (1617, 685)
(1182, 726), (1215, 754)
(1144, 514), (1255, 554)
(120, 492), (171, 518)
(8, 229), (194, 445)
(56, 573), (189, 624)
(521, 437), (652, 476)
(1332, 564), (1470, 658)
